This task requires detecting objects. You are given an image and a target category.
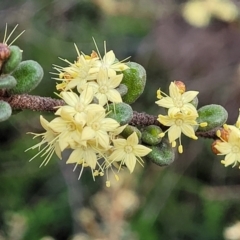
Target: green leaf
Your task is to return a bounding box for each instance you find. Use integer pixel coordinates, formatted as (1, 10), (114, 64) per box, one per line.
(146, 140), (175, 166)
(141, 125), (163, 145)
(107, 102), (133, 125)
(0, 75), (17, 89)
(197, 104), (228, 132)
(10, 60), (44, 94)
(121, 62), (146, 104)
(0, 100), (12, 122)
(2, 45), (22, 74)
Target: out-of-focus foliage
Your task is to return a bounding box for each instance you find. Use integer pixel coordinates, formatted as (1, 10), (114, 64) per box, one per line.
(1, 0), (240, 240)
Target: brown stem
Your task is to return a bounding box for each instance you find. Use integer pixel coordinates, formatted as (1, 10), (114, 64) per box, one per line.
(0, 93), (64, 112)
(0, 93), (218, 139)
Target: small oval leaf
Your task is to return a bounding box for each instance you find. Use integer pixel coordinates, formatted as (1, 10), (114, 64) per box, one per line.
(107, 102), (133, 125)
(10, 60), (44, 94)
(0, 75), (17, 89)
(197, 104), (228, 132)
(0, 100), (12, 122)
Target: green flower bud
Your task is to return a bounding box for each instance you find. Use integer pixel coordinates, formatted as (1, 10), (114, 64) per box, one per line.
(0, 75), (17, 89)
(146, 140), (175, 166)
(10, 60), (44, 94)
(0, 100), (12, 122)
(107, 102), (133, 125)
(121, 62), (146, 104)
(121, 125), (142, 140)
(2, 45), (22, 74)
(197, 104), (228, 132)
(141, 125), (163, 145)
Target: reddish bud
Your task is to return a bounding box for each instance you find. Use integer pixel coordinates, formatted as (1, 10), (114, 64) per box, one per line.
(174, 80), (186, 94)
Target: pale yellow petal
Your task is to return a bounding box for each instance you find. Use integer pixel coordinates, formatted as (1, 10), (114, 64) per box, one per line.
(158, 114), (175, 126)
(127, 132), (139, 146)
(101, 118), (120, 131)
(182, 91), (199, 103)
(109, 149), (126, 162)
(215, 141), (232, 155)
(181, 123), (196, 139)
(106, 89), (122, 103)
(133, 145), (152, 156)
(61, 91), (79, 106)
(124, 154), (136, 173)
(155, 97), (174, 108)
(85, 149), (97, 169)
(66, 149), (83, 164)
(224, 153), (237, 167)
(113, 138), (127, 148)
(40, 115), (49, 131)
(168, 125), (181, 143)
(103, 50), (115, 65)
(109, 74), (123, 88)
(96, 130), (110, 149)
(81, 126), (95, 141)
(169, 82), (181, 99)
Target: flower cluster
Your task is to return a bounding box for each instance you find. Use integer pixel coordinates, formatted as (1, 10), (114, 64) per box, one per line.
(27, 43), (151, 186)
(213, 110), (240, 168)
(156, 81), (207, 153)
(53, 43), (129, 106)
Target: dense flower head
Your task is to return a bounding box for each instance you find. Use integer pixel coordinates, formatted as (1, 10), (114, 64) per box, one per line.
(26, 40), (156, 186)
(52, 41), (129, 107)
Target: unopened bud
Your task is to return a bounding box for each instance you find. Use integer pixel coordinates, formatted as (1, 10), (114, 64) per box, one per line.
(174, 81), (186, 94)
(0, 43), (11, 69)
(211, 139), (222, 154)
(217, 128), (230, 141)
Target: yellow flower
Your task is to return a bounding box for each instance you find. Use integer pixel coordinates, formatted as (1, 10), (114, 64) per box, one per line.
(84, 68), (123, 106)
(48, 113), (83, 152)
(53, 44), (99, 92)
(155, 82), (199, 116)
(81, 110), (120, 149)
(55, 88), (104, 120)
(66, 140), (103, 179)
(26, 116), (61, 166)
(215, 125), (240, 168)
(93, 49), (129, 76)
(158, 112), (198, 153)
(108, 132), (152, 173)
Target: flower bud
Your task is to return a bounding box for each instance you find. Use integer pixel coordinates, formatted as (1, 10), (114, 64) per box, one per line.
(174, 80), (186, 93)
(211, 139), (222, 154)
(0, 43), (10, 69)
(2, 45), (22, 74)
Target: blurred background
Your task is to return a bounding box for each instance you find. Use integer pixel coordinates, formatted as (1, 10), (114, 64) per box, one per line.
(1, 0), (240, 239)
